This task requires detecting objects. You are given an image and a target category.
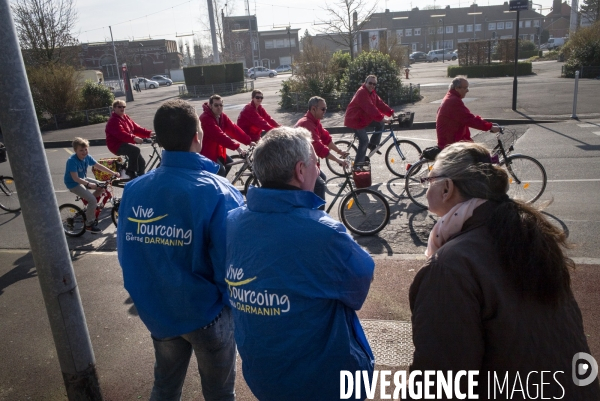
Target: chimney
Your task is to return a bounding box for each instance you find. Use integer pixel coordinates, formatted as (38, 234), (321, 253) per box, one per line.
(552, 0), (562, 13)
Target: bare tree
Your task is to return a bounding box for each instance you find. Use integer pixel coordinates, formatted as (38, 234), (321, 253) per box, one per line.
(317, 0), (378, 60)
(11, 0), (79, 66)
(197, 0), (236, 61)
(580, 0), (599, 24)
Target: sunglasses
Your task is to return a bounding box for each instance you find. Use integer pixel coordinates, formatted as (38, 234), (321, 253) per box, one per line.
(254, 96), (264, 99)
(116, 106), (126, 109)
(367, 82), (377, 86)
(212, 104), (224, 108)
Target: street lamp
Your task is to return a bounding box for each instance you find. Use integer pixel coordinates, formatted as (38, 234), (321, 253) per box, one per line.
(286, 26), (292, 70)
(138, 43), (146, 89)
(431, 14), (446, 62)
(468, 12), (483, 40)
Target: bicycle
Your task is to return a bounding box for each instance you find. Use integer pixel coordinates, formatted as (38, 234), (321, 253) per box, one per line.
(325, 112), (421, 178)
(113, 136), (162, 187)
(326, 160), (390, 236)
(59, 177), (121, 237)
(0, 175), (20, 212)
(404, 127), (547, 209)
(226, 145), (258, 195)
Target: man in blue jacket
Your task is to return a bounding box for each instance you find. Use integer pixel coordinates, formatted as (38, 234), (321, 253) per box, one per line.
(117, 99), (243, 401)
(222, 127), (375, 401)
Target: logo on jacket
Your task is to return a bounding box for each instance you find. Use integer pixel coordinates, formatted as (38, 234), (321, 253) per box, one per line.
(226, 265), (291, 315)
(124, 205), (192, 246)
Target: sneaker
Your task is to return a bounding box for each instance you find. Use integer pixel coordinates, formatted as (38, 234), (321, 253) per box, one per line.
(119, 172), (130, 180)
(86, 222), (102, 234)
(367, 145), (382, 155)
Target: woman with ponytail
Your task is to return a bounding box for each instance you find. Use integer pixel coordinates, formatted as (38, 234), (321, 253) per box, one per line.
(408, 142), (600, 400)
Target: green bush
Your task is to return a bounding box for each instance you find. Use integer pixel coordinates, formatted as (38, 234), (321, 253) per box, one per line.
(183, 66), (205, 86)
(519, 40), (537, 51)
(447, 62), (533, 78)
(27, 63), (82, 118)
(561, 21), (600, 78)
(80, 80), (114, 110)
(341, 51), (402, 105)
(329, 51), (351, 90)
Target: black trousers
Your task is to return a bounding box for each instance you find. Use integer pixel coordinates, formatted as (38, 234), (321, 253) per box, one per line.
(117, 143), (145, 176)
(217, 155), (234, 177)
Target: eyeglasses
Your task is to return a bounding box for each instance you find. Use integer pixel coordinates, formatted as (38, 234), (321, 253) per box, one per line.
(254, 96), (264, 99)
(367, 82), (377, 86)
(116, 106), (126, 109)
(212, 104), (224, 108)
(419, 175), (447, 187)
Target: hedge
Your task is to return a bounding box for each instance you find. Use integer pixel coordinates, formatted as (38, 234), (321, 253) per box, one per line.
(447, 62), (532, 78)
(491, 50), (542, 60)
(183, 63), (244, 86)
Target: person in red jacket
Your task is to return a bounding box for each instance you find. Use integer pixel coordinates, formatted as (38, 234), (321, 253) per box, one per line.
(344, 75), (394, 165)
(237, 90), (280, 141)
(105, 99), (152, 178)
(436, 77), (499, 149)
(296, 96), (348, 208)
(200, 94), (254, 177)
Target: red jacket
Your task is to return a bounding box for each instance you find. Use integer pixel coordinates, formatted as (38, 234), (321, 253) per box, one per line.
(199, 102), (252, 162)
(295, 111), (332, 159)
(237, 102), (279, 142)
(436, 89), (493, 149)
(344, 84), (393, 130)
(105, 112), (152, 154)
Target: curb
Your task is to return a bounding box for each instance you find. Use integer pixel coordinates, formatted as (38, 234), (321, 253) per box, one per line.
(40, 119), (562, 149)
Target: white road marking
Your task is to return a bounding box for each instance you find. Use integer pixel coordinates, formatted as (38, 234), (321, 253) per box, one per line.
(593, 131), (600, 136)
(430, 98), (478, 104)
(577, 123), (598, 128)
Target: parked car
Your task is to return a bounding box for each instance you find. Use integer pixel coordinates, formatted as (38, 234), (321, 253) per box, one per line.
(275, 64), (292, 73)
(150, 75), (173, 86)
(137, 77), (159, 89)
(247, 67), (278, 78)
(426, 49), (457, 62)
(547, 37), (566, 50)
(409, 51), (428, 62)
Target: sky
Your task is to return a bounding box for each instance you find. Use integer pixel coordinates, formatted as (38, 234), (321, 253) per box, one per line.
(73, 0), (559, 47)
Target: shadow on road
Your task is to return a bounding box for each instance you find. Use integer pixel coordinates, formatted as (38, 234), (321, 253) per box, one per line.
(0, 252), (36, 296)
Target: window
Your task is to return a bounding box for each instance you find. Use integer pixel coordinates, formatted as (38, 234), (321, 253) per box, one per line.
(506, 21), (513, 29)
(236, 41), (242, 51)
(429, 27), (436, 35)
(458, 38), (470, 43)
(525, 20), (531, 27)
(290, 38), (296, 47)
(396, 29), (403, 38)
(446, 26), (453, 33)
(533, 19), (540, 27)
(497, 22), (504, 30)
(265, 40), (274, 49)
(458, 25), (464, 32)
(467, 24), (473, 32)
(437, 26), (443, 34)
(414, 28), (421, 36)
(489, 22), (496, 30)
(276, 39), (284, 48)
(475, 24), (481, 31)
(519, 21), (523, 28)
(406, 28), (412, 36)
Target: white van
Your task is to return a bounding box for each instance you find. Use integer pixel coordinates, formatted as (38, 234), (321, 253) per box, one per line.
(547, 37), (565, 50)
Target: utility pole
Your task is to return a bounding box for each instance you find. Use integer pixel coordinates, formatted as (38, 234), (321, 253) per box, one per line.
(109, 26), (124, 94)
(207, 0), (221, 63)
(0, 0), (103, 399)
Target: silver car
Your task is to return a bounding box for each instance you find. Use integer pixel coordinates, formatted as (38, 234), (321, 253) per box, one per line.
(137, 77), (160, 89)
(247, 67), (278, 79)
(426, 49), (457, 62)
(150, 75), (173, 86)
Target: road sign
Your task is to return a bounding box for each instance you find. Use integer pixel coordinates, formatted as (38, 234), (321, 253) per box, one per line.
(509, 0), (529, 10)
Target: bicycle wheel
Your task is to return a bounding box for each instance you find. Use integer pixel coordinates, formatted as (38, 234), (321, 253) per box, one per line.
(339, 189), (390, 236)
(0, 176), (21, 212)
(243, 174), (260, 194)
(228, 155), (252, 193)
(384, 140), (422, 178)
(326, 140), (357, 177)
(502, 154), (547, 204)
(111, 199), (120, 227)
(59, 203), (87, 237)
(405, 159), (434, 210)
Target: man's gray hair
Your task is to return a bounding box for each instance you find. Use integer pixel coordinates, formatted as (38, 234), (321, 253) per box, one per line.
(449, 77), (467, 90)
(253, 127), (313, 186)
(307, 96), (325, 111)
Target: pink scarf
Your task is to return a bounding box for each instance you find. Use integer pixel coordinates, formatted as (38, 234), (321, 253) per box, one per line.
(425, 198), (487, 257)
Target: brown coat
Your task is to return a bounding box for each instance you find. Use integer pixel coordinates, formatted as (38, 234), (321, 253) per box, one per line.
(409, 201), (600, 400)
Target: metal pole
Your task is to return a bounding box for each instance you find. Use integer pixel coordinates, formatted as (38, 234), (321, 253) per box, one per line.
(512, 10), (520, 111)
(0, 1), (103, 399)
(442, 18), (445, 63)
(207, 0), (221, 63)
(109, 26), (124, 94)
(571, 70), (580, 119)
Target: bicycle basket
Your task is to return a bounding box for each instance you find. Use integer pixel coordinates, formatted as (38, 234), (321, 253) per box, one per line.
(0, 143), (6, 164)
(93, 157), (125, 181)
(421, 146), (441, 161)
(352, 161), (372, 189)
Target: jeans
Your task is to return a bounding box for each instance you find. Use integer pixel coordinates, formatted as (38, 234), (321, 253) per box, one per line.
(216, 155), (234, 178)
(313, 170), (327, 211)
(149, 306), (236, 401)
(117, 143), (145, 176)
(354, 121), (384, 164)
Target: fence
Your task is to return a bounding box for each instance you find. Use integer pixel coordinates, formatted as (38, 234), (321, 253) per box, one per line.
(581, 66), (600, 79)
(178, 80), (254, 97)
(286, 84), (421, 112)
(39, 107), (112, 131)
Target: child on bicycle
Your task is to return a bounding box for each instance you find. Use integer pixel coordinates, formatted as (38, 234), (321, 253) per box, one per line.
(63, 137), (120, 234)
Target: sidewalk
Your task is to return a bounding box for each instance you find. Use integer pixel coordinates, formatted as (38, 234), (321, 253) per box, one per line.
(0, 250), (598, 400)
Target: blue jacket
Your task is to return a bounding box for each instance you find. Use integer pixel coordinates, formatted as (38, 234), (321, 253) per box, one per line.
(222, 186), (375, 401)
(117, 150), (244, 338)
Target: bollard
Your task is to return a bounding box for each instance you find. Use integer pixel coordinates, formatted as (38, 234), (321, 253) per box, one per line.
(571, 70), (580, 119)
(410, 83), (413, 103)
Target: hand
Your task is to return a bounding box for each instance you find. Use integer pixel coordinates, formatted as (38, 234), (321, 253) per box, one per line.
(249, 142), (257, 147)
(113, 171), (120, 178)
(490, 125), (500, 133)
(338, 159), (349, 169)
(338, 150), (350, 158)
(237, 147), (247, 157)
(134, 137), (143, 144)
